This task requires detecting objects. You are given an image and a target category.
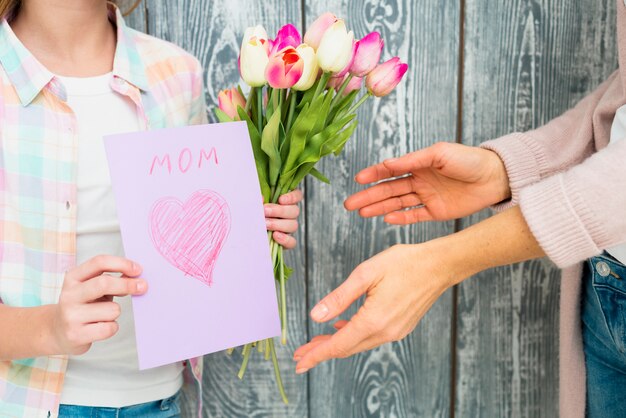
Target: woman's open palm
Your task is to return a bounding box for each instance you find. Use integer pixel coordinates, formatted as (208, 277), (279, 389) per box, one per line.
(344, 142), (510, 224)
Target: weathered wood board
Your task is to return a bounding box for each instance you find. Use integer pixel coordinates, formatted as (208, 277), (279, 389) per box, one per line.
(304, 1), (459, 417)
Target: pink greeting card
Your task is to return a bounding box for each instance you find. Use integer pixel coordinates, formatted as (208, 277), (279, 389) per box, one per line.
(104, 122), (280, 370)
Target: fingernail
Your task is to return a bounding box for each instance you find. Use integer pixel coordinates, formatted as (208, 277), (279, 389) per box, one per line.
(293, 355), (302, 361)
(265, 219), (272, 228)
(311, 303), (329, 321)
(296, 367), (309, 374)
(264, 206), (272, 216)
(136, 280), (146, 292)
(384, 158), (397, 164)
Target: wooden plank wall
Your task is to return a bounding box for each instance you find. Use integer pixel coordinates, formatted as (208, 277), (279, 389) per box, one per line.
(119, 0), (619, 416)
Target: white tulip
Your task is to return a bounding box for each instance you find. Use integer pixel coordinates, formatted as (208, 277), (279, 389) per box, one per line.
(292, 44), (319, 91)
(316, 20), (355, 73)
(241, 25), (268, 50)
(239, 26), (270, 87)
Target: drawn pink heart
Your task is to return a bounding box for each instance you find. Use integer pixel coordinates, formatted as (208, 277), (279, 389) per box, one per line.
(149, 190), (231, 286)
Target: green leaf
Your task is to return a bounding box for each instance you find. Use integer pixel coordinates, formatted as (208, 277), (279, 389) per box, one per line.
(328, 90), (358, 123)
(281, 92), (333, 184)
(284, 116), (357, 190)
(329, 120), (358, 156)
(309, 167), (330, 184)
(237, 107), (271, 202)
(261, 110), (283, 187)
(214, 108), (233, 123)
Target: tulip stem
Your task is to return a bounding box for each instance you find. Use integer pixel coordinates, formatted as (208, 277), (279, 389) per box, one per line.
(245, 87), (255, 113)
(279, 245), (287, 345)
(346, 91), (372, 115)
(269, 338), (289, 404)
(285, 91), (297, 133)
(313, 72), (331, 99)
(257, 88), (263, 133)
(331, 74), (354, 109)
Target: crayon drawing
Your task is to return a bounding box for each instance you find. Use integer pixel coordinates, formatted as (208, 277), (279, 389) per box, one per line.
(149, 189), (231, 286)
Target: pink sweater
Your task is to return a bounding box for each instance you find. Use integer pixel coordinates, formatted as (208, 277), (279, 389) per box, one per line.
(481, 2), (626, 416)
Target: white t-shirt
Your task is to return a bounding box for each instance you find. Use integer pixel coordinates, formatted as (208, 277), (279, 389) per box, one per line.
(57, 73), (183, 407)
(607, 104), (626, 264)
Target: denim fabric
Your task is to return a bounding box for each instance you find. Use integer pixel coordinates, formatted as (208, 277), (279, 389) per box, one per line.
(582, 252), (626, 417)
(57, 391), (181, 418)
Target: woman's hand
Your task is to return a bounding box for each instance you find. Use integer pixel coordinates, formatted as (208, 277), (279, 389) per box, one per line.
(293, 206), (544, 373)
(292, 242), (455, 373)
(51, 255), (147, 356)
(264, 189), (303, 249)
(344, 142), (510, 224)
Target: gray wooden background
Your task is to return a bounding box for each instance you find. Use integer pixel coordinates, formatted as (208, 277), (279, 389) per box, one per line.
(119, 0), (619, 416)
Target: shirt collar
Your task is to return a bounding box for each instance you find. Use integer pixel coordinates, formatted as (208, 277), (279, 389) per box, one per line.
(0, 3), (149, 107)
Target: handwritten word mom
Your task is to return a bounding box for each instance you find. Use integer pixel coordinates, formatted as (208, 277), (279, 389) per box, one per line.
(149, 147), (219, 175)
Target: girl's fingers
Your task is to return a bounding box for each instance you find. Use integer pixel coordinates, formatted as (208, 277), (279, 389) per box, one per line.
(278, 189), (304, 205)
(79, 301), (121, 323)
(69, 255), (142, 283)
(344, 177), (414, 211)
(273, 231), (296, 249)
(264, 203), (300, 219)
(358, 193), (422, 218)
(266, 218), (298, 234)
(81, 321), (120, 344)
(80, 274), (147, 302)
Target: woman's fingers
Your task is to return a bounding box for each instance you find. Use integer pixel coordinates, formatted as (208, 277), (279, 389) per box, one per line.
(383, 206), (434, 225)
(344, 177), (414, 211)
(333, 320), (349, 330)
(358, 193), (422, 218)
(272, 231), (296, 249)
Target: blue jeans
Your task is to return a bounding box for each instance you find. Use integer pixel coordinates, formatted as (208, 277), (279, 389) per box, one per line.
(582, 253), (626, 417)
(56, 391), (181, 418)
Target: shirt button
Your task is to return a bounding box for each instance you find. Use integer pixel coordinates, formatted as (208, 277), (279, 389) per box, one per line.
(596, 261), (611, 277)
(65, 201), (71, 210)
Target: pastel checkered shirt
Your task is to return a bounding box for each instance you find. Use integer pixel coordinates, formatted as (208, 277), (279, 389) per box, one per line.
(0, 6), (207, 417)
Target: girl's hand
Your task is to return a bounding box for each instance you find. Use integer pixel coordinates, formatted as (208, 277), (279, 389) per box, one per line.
(344, 142), (510, 224)
(51, 255), (147, 355)
(264, 189), (303, 249)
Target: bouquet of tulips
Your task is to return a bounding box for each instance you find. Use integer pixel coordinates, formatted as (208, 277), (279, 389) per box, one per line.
(215, 12), (408, 403)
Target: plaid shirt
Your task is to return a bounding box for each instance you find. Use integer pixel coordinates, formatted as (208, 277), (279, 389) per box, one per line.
(0, 6), (207, 417)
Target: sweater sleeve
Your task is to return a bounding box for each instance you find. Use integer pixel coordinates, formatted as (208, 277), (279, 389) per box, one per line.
(518, 138), (626, 268)
(479, 71), (620, 208)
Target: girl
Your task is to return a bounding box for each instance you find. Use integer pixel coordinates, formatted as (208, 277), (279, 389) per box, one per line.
(0, 1), (302, 417)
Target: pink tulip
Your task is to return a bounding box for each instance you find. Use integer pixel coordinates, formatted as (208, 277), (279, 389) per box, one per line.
(350, 32), (384, 77)
(265, 47), (304, 89)
(365, 57), (408, 97)
(270, 24), (302, 55)
(218, 87), (247, 120)
(326, 75), (344, 90)
(304, 12), (337, 50)
(328, 74), (363, 95)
